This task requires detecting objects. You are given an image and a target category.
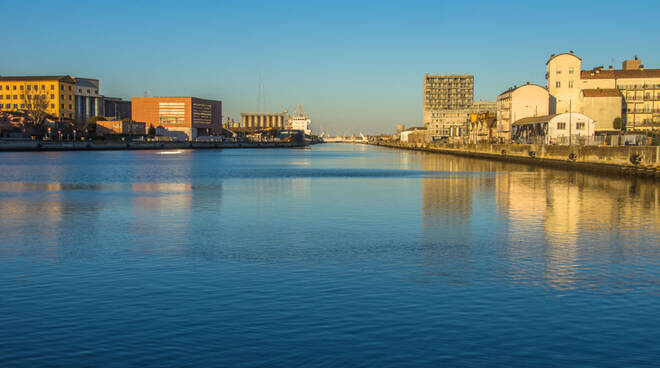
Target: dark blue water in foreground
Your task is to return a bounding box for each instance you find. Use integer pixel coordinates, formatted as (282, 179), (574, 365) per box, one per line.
(0, 144), (658, 367)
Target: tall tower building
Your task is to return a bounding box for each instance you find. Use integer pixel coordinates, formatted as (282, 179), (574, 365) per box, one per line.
(423, 74), (474, 141)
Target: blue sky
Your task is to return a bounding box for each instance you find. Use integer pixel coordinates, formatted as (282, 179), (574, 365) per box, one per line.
(2, 0), (659, 134)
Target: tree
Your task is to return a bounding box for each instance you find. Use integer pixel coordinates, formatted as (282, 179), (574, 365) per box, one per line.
(21, 83), (52, 136)
(148, 124), (156, 136)
(86, 115), (106, 125)
(613, 117), (622, 131)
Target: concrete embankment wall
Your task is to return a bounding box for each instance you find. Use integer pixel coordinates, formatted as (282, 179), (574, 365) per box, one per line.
(375, 142), (660, 179)
(0, 140), (303, 152)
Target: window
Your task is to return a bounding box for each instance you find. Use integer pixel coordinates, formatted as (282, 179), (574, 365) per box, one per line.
(576, 122), (585, 130)
(13, 104), (17, 109)
(69, 104), (72, 109)
(557, 122), (566, 130)
(556, 81), (561, 88)
(556, 69), (561, 75)
(20, 104), (25, 109)
(51, 104), (54, 109)
(20, 95), (24, 99)
(69, 86), (72, 91)
(13, 95), (17, 99)
(41, 85), (45, 90)
(569, 81), (574, 88)
(569, 66), (574, 74)
(50, 85), (54, 90)
(50, 94), (54, 99)
(87, 89), (90, 94)
(27, 85), (31, 91)
(61, 86), (64, 90)
(12, 85), (16, 90)
(61, 94), (64, 99)
(61, 104), (64, 109)
(20, 85), (24, 90)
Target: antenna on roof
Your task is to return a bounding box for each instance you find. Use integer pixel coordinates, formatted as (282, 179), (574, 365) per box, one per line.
(144, 91), (150, 97)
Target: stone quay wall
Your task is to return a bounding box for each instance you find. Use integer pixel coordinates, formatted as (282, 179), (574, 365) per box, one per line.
(374, 141), (660, 179)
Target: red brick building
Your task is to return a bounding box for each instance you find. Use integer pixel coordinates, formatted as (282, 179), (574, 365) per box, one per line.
(132, 97), (222, 140)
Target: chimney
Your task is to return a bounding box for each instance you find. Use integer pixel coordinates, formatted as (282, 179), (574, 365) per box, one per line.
(608, 65), (613, 70)
(570, 50), (574, 54)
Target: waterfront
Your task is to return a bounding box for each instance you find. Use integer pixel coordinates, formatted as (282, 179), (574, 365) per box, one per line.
(0, 143), (659, 366)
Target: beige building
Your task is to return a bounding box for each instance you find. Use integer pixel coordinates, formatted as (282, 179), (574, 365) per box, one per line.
(547, 52), (660, 131)
(424, 74), (474, 140)
(546, 52), (582, 114)
(580, 58), (660, 131)
(579, 89), (622, 131)
(240, 112), (288, 129)
(496, 84), (549, 141)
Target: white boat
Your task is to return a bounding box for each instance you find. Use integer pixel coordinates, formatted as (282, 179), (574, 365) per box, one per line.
(289, 104), (311, 135)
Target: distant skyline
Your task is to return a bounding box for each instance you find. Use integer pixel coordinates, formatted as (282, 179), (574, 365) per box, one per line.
(2, 0), (659, 134)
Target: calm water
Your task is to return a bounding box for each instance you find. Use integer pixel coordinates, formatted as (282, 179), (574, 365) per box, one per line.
(0, 144), (658, 367)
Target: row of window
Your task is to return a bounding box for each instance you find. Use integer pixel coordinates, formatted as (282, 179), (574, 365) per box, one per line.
(2, 84), (73, 91)
(555, 67), (576, 75)
(555, 122), (586, 130)
(0, 94), (72, 100)
(554, 81), (575, 88)
(2, 103), (72, 109)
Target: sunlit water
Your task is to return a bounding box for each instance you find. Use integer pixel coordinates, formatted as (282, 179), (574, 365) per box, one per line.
(0, 144), (658, 367)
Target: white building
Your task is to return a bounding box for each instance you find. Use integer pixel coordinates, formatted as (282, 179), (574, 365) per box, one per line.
(511, 112), (595, 144)
(74, 77), (102, 122)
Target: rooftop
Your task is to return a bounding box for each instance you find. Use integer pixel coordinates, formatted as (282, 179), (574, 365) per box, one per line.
(581, 88), (621, 98)
(0, 75), (76, 83)
(581, 68), (660, 79)
(513, 115), (555, 125)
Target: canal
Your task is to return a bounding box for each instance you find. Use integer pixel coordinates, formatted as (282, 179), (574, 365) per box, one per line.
(0, 143), (658, 366)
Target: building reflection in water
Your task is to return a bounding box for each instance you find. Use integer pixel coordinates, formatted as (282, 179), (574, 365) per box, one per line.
(421, 152), (660, 290)
(0, 151), (226, 260)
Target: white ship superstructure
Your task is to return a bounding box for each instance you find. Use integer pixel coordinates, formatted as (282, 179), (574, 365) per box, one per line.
(289, 104), (312, 135)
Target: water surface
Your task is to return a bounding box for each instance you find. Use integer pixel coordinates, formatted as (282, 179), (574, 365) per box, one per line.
(0, 144), (658, 367)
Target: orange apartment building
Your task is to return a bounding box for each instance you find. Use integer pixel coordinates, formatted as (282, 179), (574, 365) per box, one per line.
(131, 97), (222, 140)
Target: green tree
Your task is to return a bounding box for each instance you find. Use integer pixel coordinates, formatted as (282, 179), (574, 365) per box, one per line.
(148, 124), (156, 136)
(613, 117), (622, 131)
(86, 115), (107, 125)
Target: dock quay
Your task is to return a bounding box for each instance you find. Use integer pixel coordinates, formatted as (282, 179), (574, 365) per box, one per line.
(0, 140), (308, 152)
(372, 141), (660, 179)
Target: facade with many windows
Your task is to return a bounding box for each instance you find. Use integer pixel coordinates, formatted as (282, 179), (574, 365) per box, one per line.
(131, 97), (222, 140)
(547, 52), (660, 131)
(423, 74), (474, 141)
(0, 76), (76, 119)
